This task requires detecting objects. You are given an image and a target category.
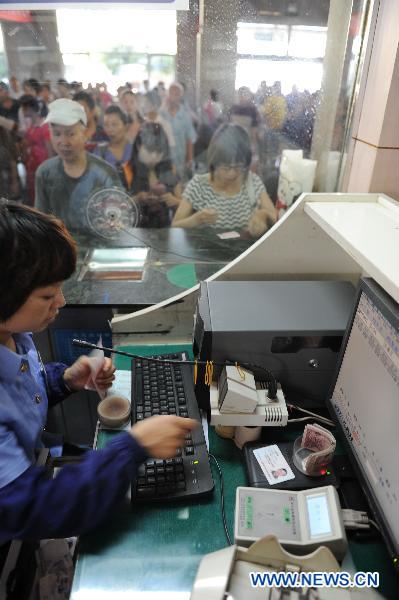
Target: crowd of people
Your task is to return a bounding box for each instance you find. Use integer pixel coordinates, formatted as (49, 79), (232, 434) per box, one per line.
(0, 74), (323, 236)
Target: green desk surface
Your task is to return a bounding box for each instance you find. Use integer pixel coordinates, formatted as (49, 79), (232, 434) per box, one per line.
(71, 345), (398, 599)
(71, 428), (245, 598)
(113, 343), (194, 370)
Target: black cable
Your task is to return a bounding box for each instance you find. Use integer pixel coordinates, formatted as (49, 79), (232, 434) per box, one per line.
(287, 403), (335, 427)
(234, 361), (278, 399)
(368, 518), (381, 535)
(209, 453), (232, 546)
(72, 339), (278, 397)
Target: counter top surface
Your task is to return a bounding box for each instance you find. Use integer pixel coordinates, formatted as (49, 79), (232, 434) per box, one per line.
(64, 227), (253, 306)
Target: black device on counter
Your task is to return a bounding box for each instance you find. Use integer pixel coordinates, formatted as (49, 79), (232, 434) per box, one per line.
(130, 351), (214, 502)
(326, 278), (399, 571)
(193, 280), (355, 412)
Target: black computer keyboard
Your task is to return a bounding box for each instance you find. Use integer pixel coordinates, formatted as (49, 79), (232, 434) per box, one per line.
(131, 351), (214, 501)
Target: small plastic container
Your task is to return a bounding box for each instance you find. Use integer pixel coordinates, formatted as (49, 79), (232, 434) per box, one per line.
(234, 425), (262, 449)
(97, 394), (131, 428)
(292, 435), (333, 477)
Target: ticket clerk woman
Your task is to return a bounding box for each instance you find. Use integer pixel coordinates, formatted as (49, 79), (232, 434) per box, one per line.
(0, 200), (195, 542)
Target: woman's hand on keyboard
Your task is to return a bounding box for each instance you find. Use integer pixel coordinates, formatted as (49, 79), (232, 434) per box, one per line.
(130, 415), (197, 459)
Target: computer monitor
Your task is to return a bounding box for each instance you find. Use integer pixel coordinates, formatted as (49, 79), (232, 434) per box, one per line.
(327, 278), (399, 570)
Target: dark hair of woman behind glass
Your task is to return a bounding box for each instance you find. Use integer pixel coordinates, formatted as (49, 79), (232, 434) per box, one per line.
(132, 121), (170, 159)
(207, 123), (252, 179)
(0, 200), (76, 321)
(126, 121), (177, 195)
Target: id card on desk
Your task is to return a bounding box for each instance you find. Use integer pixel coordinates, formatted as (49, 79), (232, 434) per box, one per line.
(253, 444), (295, 485)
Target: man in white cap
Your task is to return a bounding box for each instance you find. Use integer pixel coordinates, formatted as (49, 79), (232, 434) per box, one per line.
(35, 98), (122, 232)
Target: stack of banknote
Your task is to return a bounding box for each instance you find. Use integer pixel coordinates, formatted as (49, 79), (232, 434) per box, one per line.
(301, 423), (336, 476)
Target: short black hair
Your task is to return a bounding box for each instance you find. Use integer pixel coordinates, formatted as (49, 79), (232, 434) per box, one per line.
(207, 123), (252, 176)
(0, 201), (77, 321)
(104, 104), (128, 125)
(210, 89), (219, 102)
(73, 91), (95, 111)
(19, 94), (40, 113)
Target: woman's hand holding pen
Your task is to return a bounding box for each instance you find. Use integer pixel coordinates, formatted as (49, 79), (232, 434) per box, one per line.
(63, 356), (116, 391)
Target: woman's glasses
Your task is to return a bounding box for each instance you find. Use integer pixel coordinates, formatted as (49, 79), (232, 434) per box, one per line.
(217, 164), (247, 173)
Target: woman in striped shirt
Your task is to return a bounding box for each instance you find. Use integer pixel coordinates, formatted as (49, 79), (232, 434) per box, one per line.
(172, 123), (276, 237)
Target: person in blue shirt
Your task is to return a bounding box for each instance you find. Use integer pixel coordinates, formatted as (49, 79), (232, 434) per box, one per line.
(159, 82), (197, 180)
(0, 200), (196, 543)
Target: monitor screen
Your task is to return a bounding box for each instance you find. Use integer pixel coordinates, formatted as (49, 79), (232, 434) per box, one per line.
(328, 278), (399, 563)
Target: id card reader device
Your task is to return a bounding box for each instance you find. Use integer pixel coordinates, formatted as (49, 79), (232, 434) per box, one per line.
(235, 485), (347, 560)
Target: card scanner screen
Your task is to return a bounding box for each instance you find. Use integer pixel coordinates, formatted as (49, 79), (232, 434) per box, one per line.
(307, 494), (332, 538)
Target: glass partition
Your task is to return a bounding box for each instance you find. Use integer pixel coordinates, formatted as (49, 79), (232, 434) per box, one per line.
(0, 0), (371, 307)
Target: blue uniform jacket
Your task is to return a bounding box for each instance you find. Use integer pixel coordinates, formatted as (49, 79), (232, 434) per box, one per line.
(0, 333), (147, 542)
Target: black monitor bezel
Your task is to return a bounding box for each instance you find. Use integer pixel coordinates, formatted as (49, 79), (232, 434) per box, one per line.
(326, 277), (399, 567)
